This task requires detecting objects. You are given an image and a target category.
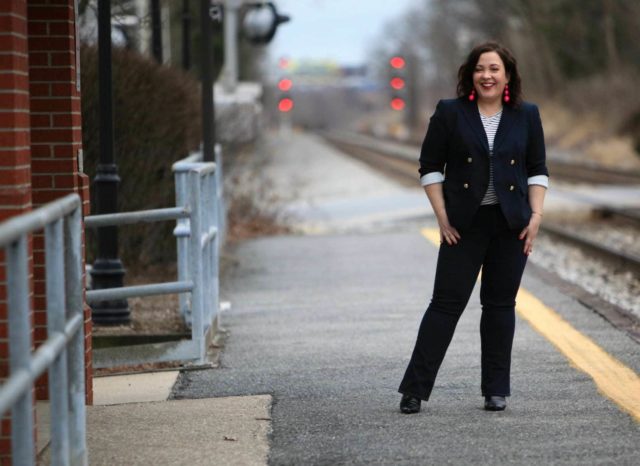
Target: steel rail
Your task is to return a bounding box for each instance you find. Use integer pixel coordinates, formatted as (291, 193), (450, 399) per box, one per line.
(324, 130), (640, 185)
(322, 131), (640, 273)
(540, 223), (640, 275)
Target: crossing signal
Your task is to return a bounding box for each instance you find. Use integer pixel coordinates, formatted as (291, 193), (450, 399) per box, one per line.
(388, 55), (407, 111)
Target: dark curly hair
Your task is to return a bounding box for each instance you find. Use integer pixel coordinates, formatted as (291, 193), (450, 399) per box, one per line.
(456, 41), (522, 107)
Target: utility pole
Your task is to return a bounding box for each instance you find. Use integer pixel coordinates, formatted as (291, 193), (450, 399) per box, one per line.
(91, 0), (129, 324)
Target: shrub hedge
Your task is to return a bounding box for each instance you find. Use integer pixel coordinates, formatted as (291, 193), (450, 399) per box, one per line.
(81, 45), (202, 266)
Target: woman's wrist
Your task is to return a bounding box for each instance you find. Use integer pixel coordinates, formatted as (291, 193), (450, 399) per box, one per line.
(531, 211), (543, 217)
(436, 213), (449, 226)
(433, 207), (448, 222)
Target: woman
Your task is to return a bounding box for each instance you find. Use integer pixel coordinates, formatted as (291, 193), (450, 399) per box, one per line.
(398, 41), (548, 413)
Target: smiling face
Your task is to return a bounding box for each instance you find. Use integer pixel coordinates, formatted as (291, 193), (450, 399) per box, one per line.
(473, 51), (509, 104)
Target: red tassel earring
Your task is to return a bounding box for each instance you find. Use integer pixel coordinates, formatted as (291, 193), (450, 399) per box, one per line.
(503, 83), (510, 103)
(468, 89), (476, 101)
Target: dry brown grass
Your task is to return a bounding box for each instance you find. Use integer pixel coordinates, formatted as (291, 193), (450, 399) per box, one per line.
(540, 101), (640, 170)
(538, 67), (640, 169)
(92, 263), (185, 337)
(224, 141), (292, 242)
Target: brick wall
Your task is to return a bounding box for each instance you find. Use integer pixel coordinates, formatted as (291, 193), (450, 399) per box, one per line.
(0, 1), (33, 460)
(27, 0), (92, 404)
(1, 0), (91, 461)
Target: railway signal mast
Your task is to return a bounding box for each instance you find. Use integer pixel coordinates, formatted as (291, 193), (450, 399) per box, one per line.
(388, 53), (419, 139)
(277, 58), (294, 135)
(278, 77), (294, 113)
(389, 55), (407, 111)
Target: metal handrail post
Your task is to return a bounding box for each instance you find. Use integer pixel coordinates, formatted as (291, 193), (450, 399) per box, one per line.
(209, 171), (216, 324)
(215, 144), (226, 246)
(202, 172), (212, 326)
(173, 170), (191, 324)
(45, 219), (70, 465)
(65, 204), (87, 465)
(211, 172), (219, 324)
(7, 235), (35, 465)
(188, 169), (206, 362)
(208, 171), (217, 324)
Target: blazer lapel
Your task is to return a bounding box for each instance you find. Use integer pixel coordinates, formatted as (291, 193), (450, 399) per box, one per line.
(460, 99), (489, 155)
(493, 104), (515, 153)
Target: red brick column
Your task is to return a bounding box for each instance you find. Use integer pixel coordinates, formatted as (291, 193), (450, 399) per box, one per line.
(0, 1), (33, 461)
(1, 1), (92, 461)
(27, 0), (92, 404)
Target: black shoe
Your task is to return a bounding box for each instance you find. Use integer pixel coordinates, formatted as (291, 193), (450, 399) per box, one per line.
(400, 394), (421, 414)
(484, 396), (507, 411)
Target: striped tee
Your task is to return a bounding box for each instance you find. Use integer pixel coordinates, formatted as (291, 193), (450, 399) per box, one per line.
(480, 110), (502, 205)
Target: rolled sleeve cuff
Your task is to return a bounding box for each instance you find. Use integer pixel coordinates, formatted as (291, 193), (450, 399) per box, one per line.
(527, 175), (549, 188)
(420, 171), (445, 186)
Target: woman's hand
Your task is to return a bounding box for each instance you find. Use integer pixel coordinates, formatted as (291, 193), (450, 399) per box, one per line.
(519, 212), (542, 255)
(423, 182), (460, 245)
(438, 216), (461, 245)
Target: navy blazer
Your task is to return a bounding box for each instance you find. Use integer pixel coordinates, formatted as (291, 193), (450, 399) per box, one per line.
(419, 97), (549, 231)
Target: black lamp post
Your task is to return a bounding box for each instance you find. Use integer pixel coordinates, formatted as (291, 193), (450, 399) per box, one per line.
(182, 0), (191, 70)
(151, 0), (163, 63)
(91, 0), (129, 325)
(201, 0), (216, 162)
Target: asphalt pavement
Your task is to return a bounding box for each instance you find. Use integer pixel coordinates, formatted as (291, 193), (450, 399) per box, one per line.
(170, 131), (639, 465)
(172, 230), (639, 464)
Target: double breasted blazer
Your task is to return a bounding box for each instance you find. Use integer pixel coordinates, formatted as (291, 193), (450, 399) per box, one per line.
(419, 97), (549, 231)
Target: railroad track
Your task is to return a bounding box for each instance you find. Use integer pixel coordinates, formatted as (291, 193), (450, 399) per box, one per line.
(545, 161), (640, 185)
(322, 131), (640, 275)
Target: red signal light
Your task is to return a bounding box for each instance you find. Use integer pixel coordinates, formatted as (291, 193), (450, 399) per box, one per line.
(390, 98), (405, 111)
(390, 56), (405, 69)
(278, 78), (293, 91)
(390, 77), (405, 90)
(278, 57), (290, 69)
(278, 97), (294, 112)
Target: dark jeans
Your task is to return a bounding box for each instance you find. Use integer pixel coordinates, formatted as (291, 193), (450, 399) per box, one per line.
(398, 205), (528, 400)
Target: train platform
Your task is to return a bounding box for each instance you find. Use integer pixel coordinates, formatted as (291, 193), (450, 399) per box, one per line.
(85, 131), (639, 465)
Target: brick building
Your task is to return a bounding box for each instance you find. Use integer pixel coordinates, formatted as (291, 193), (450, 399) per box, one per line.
(0, 0), (91, 461)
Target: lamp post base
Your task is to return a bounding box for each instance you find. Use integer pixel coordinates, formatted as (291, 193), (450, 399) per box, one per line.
(90, 258), (130, 325)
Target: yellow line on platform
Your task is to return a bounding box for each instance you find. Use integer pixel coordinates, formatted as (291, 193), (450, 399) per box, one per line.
(421, 227), (441, 246)
(420, 227), (640, 422)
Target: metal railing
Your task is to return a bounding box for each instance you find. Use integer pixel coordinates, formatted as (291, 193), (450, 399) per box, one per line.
(85, 148), (224, 367)
(0, 194), (87, 466)
(173, 145), (225, 325)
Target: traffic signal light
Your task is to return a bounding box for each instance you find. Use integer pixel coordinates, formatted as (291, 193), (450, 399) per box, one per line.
(389, 55), (406, 111)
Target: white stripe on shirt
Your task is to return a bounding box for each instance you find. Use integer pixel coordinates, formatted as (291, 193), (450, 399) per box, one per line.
(479, 110), (501, 205)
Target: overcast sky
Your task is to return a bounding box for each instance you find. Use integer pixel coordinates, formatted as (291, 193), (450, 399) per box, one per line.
(269, 0), (416, 66)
